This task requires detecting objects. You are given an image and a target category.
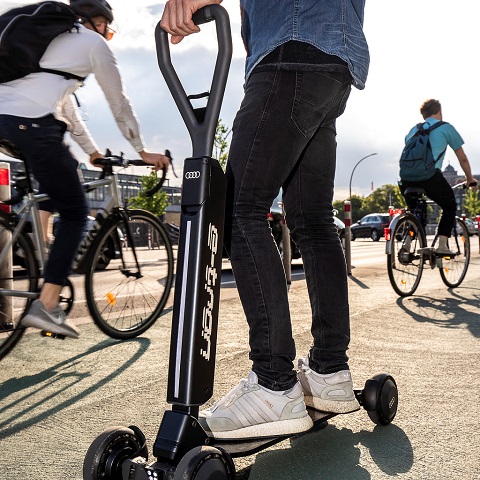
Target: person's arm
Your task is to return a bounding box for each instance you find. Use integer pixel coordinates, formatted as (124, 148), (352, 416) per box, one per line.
(59, 96), (102, 156)
(454, 146), (477, 188)
(160, 0), (223, 44)
(90, 41), (169, 171)
(58, 95), (105, 167)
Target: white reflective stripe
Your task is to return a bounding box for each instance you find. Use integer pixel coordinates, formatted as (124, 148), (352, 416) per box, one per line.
(237, 393), (276, 423)
(174, 220), (192, 398)
(229, 402), (251, 428)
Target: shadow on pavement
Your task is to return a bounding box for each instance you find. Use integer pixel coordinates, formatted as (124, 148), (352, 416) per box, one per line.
(0, 337), (150, 440)
(397, 290), (480, 338)
(244, 422), (413, 479)
(348, 275), (371, 289)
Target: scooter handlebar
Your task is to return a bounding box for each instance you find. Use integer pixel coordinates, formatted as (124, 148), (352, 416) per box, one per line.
(155, 5), (232, 158)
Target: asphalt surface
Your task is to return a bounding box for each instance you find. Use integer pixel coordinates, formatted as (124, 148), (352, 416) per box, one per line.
(1, 241), (479, 479)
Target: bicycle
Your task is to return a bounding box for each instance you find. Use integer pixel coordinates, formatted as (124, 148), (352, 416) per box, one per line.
(0, 145), (174, 359)
(385, 183), (471, 297)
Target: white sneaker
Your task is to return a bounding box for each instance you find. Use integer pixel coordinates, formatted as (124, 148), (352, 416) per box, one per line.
(297, 357), (360, 413)
(198, 371), (313, 439)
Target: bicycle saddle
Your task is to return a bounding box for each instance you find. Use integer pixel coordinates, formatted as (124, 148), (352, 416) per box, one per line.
(403, 187), (426, 196)
(0, 139), (22, 160)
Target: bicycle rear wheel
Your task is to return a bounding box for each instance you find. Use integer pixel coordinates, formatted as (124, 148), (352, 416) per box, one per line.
(0, 214), (39, 359)
(85, 209), (174, 339)
(387, 214), (426, 296)
(438, 218), (470, 288)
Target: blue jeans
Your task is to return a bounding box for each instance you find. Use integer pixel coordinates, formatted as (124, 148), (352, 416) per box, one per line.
(224, 68), (353, 390)
(0, 114), (88, 286)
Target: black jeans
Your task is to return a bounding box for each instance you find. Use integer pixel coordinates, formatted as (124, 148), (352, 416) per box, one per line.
(0, 114), (88, 286)
(399, 170), (457, 237)
(224, 68), (353, 390)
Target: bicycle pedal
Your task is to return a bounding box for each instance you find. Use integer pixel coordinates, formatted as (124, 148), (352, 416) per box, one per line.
(41, 330), (66, 340)
(0, 322), (14, 332)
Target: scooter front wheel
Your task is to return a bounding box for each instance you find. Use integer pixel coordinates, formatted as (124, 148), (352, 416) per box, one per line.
(173, 446), (235, 480)
(83, 425), (148, 480)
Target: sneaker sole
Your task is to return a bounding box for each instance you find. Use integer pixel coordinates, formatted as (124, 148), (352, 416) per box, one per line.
(21, 315), (79, 339)
(305, 396), (360, 414)
(202, 414), (313, 440)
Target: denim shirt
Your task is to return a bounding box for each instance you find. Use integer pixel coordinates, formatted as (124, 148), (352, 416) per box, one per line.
(240, 0), (370, 89)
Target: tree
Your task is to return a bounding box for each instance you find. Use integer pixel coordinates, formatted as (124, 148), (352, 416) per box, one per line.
(214, 118), (231, 171)
(128, 171), (170, 217)
(362, 184), (405, 214)
(463, 188), (480, 218)
(333, 184), (405, 223)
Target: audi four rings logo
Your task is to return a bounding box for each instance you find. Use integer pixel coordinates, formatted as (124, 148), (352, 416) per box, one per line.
(185, 171), (201, 179)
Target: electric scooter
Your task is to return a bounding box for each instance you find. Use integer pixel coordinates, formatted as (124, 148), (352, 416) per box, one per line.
(83, 6), (398, 479)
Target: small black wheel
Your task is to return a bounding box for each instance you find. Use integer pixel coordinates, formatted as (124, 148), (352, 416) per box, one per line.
(362, 373), (398, 425)
(173, 446), (235, 480)
(371, 229), (380, 241)
(83, 425), (148, 480)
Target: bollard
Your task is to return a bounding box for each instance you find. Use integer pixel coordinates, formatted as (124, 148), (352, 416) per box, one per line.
(477, 214), (480, 255)
(0, 162), (13, 328)
(344, 200), (352, 275)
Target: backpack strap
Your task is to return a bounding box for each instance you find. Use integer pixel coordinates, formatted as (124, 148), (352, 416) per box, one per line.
(418, 120), (448, 132)
(37, 67), (85, 82)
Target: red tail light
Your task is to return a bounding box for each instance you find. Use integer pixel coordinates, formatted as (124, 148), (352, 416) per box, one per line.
(384, 227), (391, 241)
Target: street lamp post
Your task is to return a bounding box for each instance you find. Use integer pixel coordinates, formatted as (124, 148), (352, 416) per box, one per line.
(348, 152), (378, 205)
(345, 152), (377, 275)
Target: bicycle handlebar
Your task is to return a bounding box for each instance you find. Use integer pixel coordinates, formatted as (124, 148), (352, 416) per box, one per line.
(452, 181), (478, 190)
(92, 149), (173, 196)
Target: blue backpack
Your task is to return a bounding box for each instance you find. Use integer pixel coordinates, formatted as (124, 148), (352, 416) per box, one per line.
(399, 121), (448, 181)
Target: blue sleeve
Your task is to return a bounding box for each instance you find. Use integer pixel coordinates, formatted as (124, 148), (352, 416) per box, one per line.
(442, 124), (464, 151)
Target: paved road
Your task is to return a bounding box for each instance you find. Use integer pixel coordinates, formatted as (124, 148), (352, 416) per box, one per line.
(0, 241), (479, 479)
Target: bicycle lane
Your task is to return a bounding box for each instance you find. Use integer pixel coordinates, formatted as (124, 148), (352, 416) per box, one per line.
(0, 253), (479, 479)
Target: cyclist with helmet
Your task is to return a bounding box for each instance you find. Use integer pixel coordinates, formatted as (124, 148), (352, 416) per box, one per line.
(0, 0), (170, 338)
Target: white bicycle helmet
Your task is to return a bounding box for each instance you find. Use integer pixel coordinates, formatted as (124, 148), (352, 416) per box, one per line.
(70, 0), (114, 24)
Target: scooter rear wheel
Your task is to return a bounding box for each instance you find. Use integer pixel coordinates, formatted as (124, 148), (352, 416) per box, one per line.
(362, 373), (398, 425)
(173, 446), (235, 480)
(83, 425), (148, 480)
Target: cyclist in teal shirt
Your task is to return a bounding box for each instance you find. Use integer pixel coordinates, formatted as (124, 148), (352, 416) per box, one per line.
(400, 99), (477, 255)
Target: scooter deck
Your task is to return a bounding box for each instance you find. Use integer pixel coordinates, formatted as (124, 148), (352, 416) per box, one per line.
(210, 405), (358, 458)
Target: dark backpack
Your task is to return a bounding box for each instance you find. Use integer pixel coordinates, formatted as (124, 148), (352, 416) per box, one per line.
(399, 121), (448, 182)
(0, 1), (84, 83)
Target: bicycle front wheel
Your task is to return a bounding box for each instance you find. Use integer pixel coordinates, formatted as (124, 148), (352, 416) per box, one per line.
(0, 213), (39, 359)
(387, 214), (426, 297)
(85, 209), (174, 339)
(439, 218), (470, 288)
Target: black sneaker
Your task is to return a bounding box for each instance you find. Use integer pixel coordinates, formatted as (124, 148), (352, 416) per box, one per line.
(21, 300), (79, 339)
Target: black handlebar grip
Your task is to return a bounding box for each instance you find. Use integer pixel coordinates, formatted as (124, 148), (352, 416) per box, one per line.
(192, 6), (214, 25)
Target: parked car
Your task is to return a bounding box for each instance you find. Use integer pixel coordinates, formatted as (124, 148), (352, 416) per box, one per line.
(458, 217), (476, 236)
(350, 213), (390, 241)
(269, 194), (345, 259)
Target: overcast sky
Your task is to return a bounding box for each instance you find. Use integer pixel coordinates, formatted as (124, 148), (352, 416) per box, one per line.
(2, 1), (480, 201)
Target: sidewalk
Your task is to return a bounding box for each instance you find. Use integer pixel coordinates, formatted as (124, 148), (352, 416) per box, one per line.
(0, 255), (479, 479)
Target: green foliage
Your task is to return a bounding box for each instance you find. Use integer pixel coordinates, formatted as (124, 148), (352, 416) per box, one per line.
(463, 188), (480, 218)
(333, 184), (406, 223)
(128, 171), (170, 216)
(214, 118), (231, 171)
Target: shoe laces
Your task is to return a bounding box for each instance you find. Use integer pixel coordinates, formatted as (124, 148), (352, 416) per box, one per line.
(210, 375), (257, 411)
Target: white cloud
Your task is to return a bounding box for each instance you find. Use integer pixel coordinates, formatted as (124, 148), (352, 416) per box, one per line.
(3, 1), (480, 202)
